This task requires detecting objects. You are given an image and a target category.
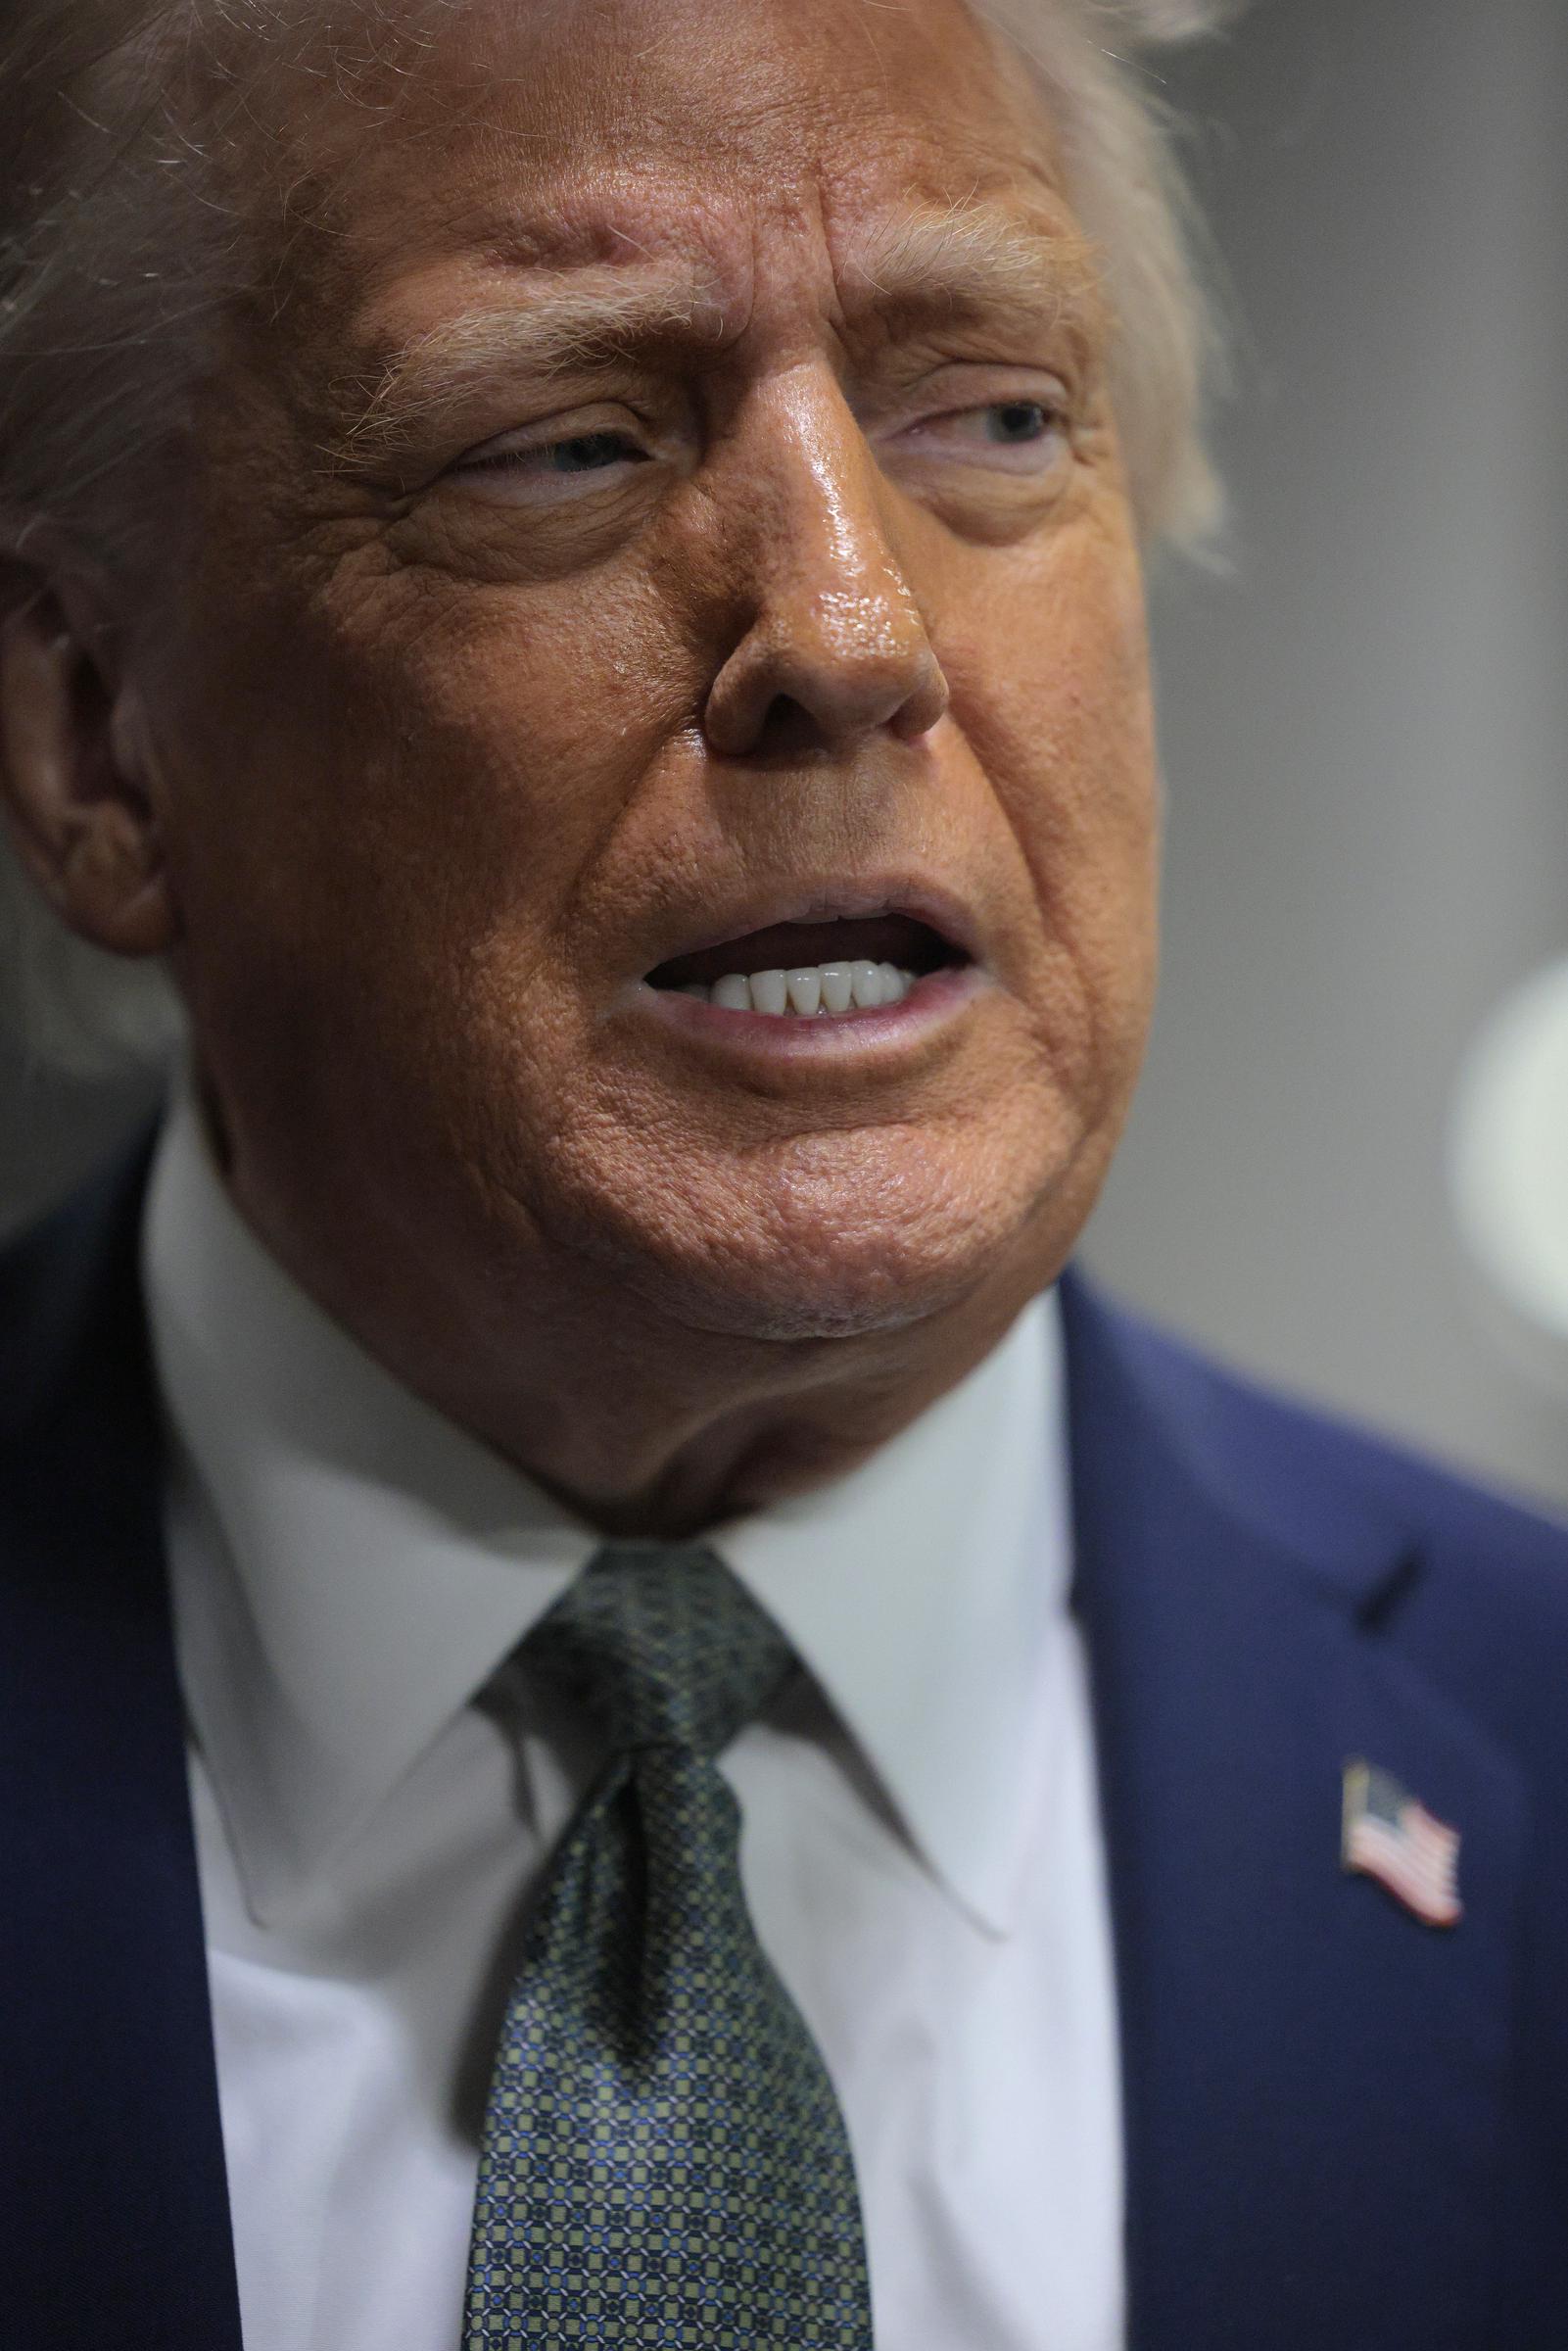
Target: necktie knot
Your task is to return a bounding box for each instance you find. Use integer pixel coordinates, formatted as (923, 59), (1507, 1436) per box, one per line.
(523, 1541), (794, 1758)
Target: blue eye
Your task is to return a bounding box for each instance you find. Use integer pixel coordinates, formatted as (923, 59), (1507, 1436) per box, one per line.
(889, 395), (1069, 474)
(544, 431), (650, 474)
(985, 401), (1053, 444)
(458, 427), (653, 482)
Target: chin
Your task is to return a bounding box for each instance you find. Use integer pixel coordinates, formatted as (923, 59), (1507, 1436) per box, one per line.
(547, 1127), (1073, 1347)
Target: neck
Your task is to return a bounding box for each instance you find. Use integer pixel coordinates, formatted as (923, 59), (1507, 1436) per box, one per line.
(348, 1260), (1036, 1542)
(199, 1076), (1061, 1541)
(516, 1293), (1031, 1541)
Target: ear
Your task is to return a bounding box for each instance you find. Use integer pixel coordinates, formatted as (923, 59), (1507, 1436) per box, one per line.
(0, 563), (178, 958)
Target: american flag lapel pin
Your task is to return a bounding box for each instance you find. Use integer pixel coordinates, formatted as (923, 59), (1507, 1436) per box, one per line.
(1341, 1758), (1463, 1928)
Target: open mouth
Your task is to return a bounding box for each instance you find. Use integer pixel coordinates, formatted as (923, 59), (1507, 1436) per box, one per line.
(644, 914), (969, 1017)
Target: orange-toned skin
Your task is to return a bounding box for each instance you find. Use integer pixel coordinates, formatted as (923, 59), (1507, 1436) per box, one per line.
(0, 0), (1161, 1537)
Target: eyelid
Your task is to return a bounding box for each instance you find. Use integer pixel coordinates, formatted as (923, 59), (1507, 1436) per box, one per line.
(455, 405), (653, 470)
(882, 366), (1071, 417)
(873, 387), (1071, 451)
(910, 394), (1068, 430)
(851, 360), (1068, 438)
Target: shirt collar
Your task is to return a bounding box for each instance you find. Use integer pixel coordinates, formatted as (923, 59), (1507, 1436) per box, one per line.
(143, 1084), (1073, 1938)
(717, 1295), (1070, 1938)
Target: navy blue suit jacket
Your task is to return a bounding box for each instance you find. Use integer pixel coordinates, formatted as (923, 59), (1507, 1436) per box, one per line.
(4, 1139), (1568, 2350)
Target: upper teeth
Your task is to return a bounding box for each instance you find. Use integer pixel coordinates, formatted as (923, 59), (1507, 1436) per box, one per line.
(676, 960), (916, 1015)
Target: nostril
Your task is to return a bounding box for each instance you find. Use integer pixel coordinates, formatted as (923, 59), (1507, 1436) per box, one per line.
(703, 643), (945, 760)
(755, 694), (830, 758)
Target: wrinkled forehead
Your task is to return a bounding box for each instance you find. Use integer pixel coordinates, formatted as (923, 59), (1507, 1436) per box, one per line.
(237, 0), (1071, 338)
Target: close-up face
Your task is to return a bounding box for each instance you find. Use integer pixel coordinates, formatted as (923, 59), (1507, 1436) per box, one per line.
(146, 0), (1161, 1353)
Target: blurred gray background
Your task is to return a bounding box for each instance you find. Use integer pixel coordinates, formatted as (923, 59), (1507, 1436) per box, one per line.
(4, 0), (1567, 1511)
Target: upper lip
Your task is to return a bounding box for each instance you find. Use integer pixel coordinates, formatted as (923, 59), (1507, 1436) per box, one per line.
(638, 877), (984, 977)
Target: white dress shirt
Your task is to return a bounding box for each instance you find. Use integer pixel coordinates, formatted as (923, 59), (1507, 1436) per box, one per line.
(142, 1088), (1124, 2351)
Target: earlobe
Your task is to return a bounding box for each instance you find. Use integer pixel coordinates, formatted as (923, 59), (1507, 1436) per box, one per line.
(0, 580), (178, 959)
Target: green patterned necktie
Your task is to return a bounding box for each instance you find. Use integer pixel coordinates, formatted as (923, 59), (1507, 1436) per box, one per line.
(462, 1542), (877, 2348)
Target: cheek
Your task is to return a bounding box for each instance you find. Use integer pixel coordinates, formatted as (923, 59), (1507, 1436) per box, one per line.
(961, 532), (1155, 851)
(939, 530), (1160, 1080)
(166, 554), (695, 1006)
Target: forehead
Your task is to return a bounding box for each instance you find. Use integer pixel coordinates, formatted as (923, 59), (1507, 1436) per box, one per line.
(267, 0), (1074, 341)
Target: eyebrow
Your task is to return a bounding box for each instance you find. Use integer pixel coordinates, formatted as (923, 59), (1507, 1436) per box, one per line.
(335, 271), (731, 462)
(329, 202), (1103, 469)
(845, 203), (1102, 332)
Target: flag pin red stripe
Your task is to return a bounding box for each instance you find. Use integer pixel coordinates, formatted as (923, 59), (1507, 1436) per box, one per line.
(1341, 1758), (1462, 1928)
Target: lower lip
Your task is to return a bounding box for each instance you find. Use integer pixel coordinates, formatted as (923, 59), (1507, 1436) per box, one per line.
(628, 962), (986, 1055)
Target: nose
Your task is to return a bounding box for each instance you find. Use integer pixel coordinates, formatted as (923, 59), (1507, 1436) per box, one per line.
(700, 375), (950, 760)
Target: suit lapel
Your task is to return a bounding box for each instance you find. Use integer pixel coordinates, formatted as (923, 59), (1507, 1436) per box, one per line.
(1061, 1271), (1526, 2351)
(0, 1143), (244, 2351)
(0, 1151), (1528, 2351)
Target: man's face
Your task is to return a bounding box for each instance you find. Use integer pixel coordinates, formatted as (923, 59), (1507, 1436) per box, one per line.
(153, 0), (1160, 1347)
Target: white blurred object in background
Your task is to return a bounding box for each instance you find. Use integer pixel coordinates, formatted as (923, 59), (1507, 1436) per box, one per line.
(1450, 957), (1568, 1403)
